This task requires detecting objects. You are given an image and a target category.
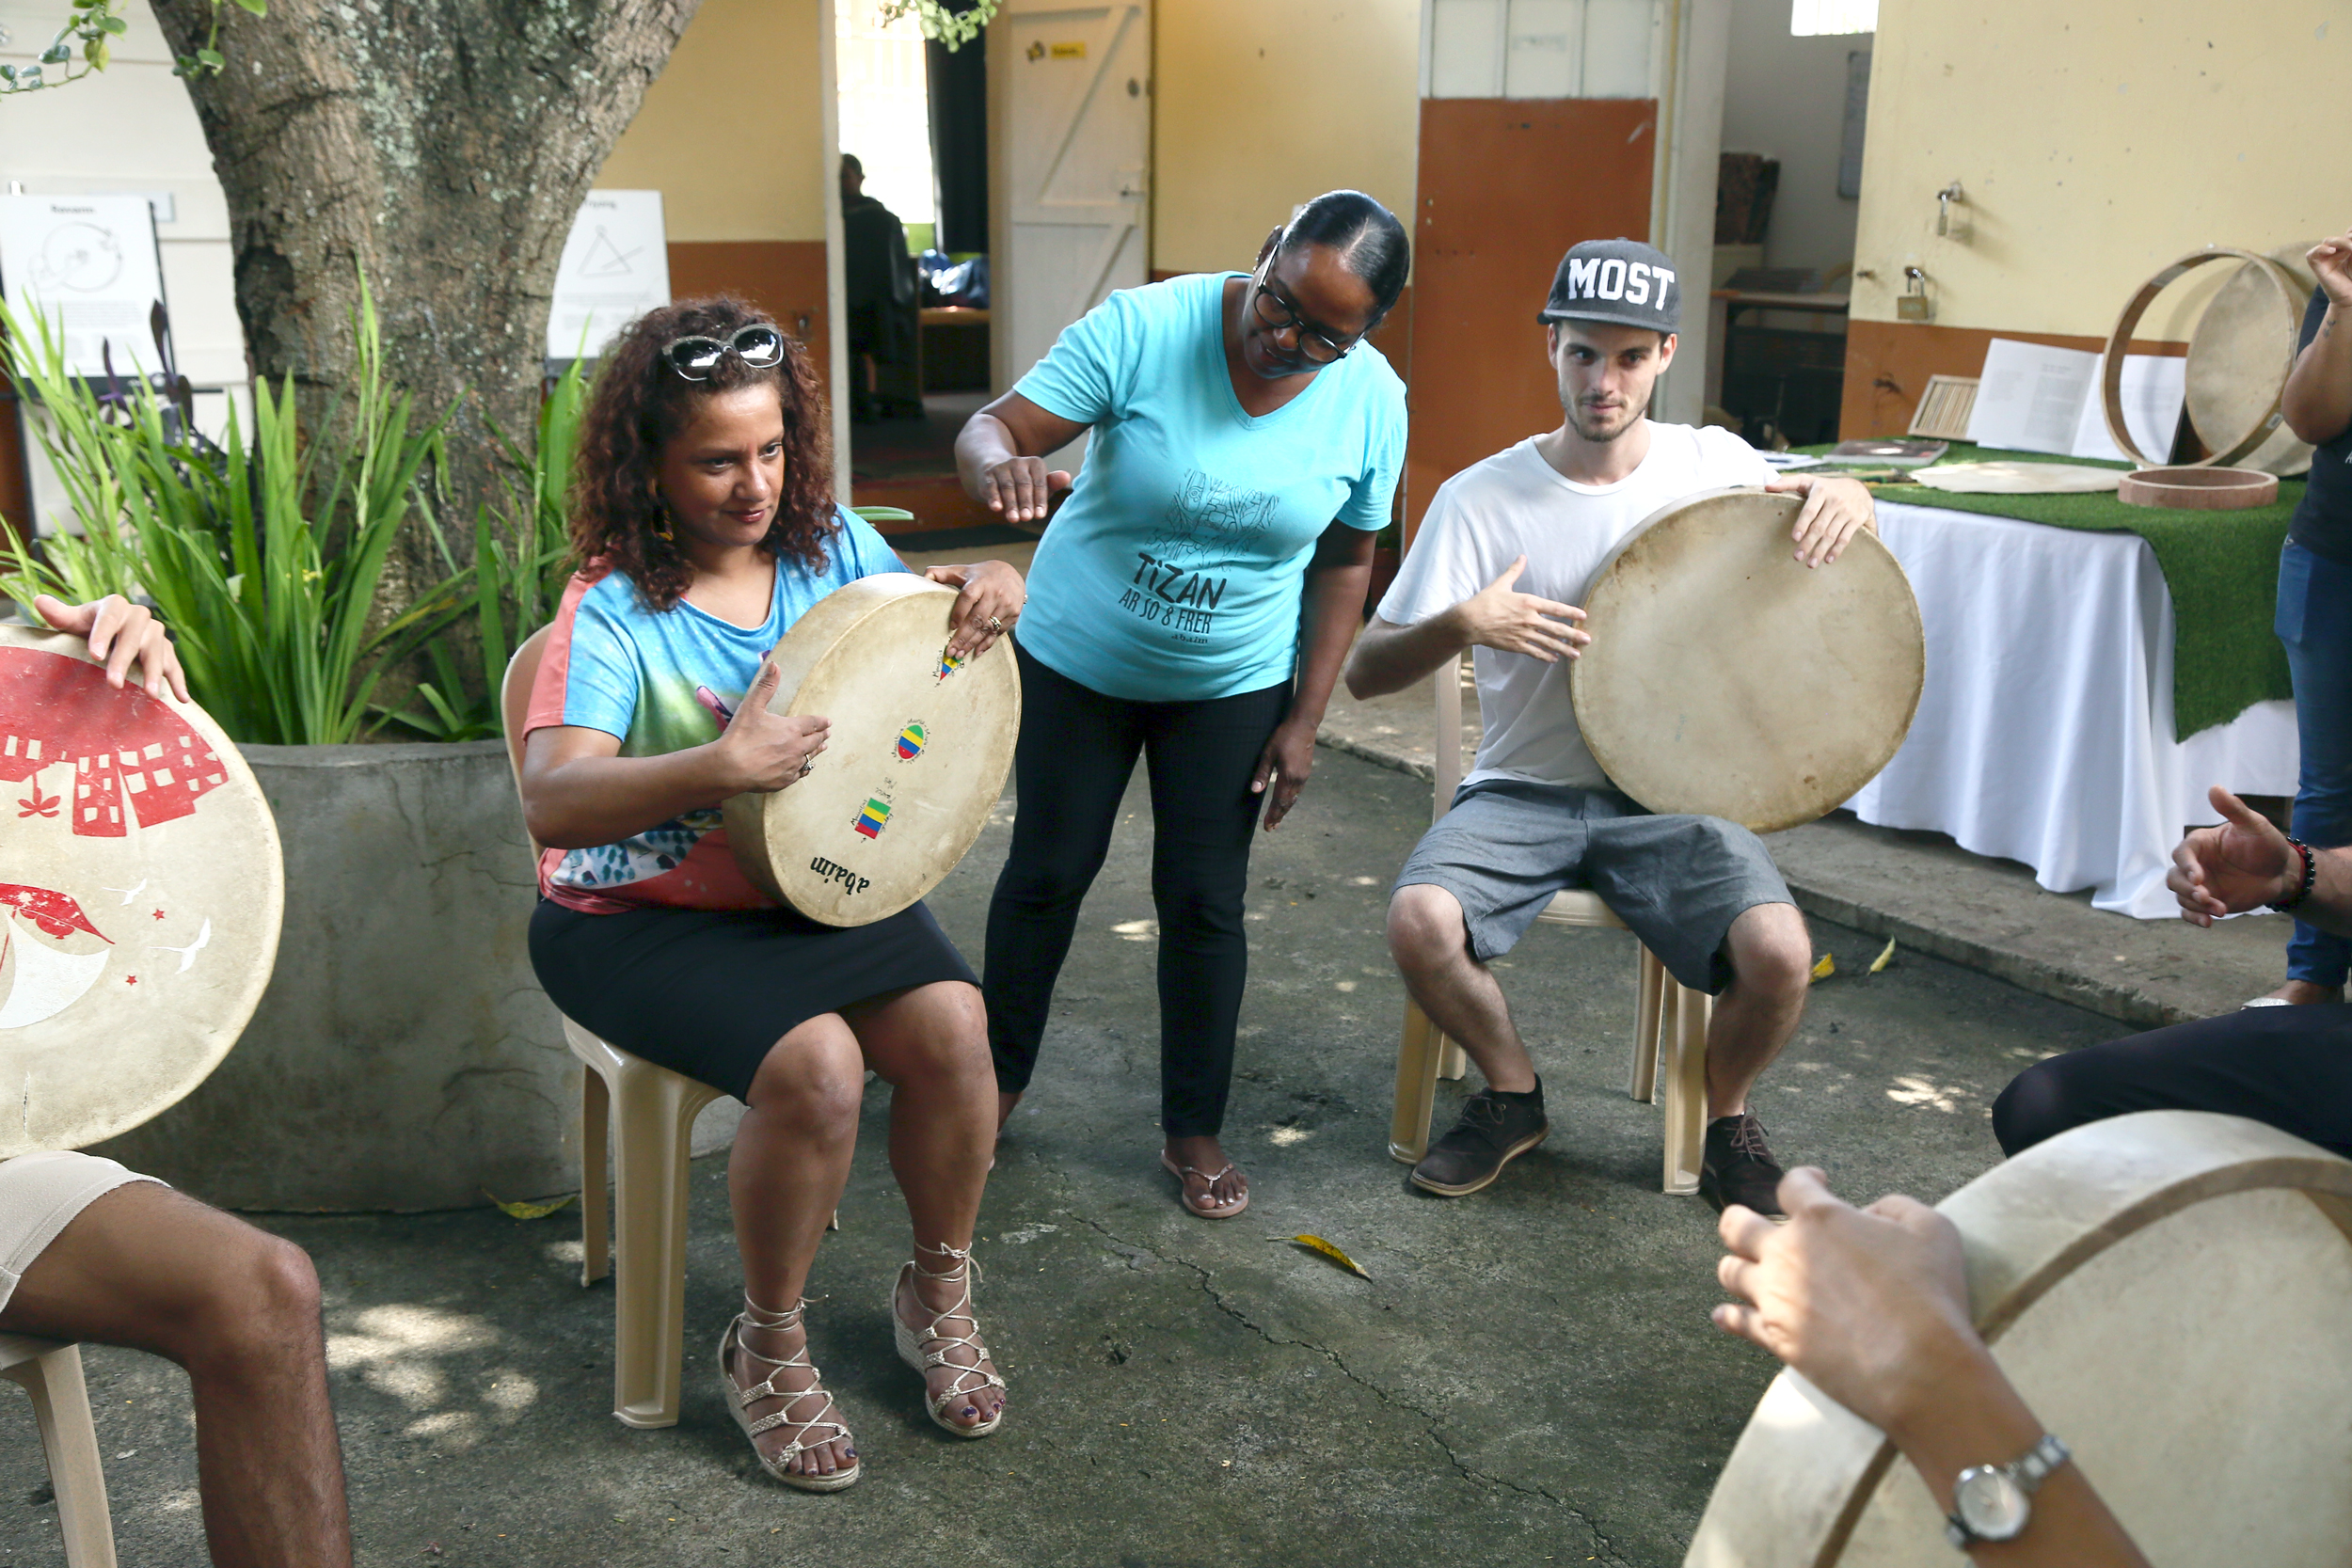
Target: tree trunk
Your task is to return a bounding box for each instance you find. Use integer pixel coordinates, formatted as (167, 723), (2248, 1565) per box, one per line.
(149, 0), (703, 618)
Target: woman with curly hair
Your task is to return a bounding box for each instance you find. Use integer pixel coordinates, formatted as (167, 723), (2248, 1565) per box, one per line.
(519, 297), (1025, 1491)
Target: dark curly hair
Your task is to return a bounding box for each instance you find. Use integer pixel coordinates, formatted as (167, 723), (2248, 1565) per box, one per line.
(569, 295), (836, 611)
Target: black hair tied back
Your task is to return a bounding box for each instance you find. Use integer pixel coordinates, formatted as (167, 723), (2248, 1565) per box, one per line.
(1279, 190), (1411, 329)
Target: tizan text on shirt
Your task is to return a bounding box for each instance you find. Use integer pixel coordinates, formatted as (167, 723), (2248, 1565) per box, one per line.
(1117, 471), (1279, 644)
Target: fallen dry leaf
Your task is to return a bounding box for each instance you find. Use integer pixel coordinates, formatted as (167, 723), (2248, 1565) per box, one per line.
(1268, 1233), (1372, 1280)
(1809, 953), (1836, 982)
(485, 1190), (576, 1221)
(1869, 936), (1897, 974)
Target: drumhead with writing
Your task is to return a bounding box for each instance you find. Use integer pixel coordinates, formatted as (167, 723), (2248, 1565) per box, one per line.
(1569, 487), (1924, 832)
(723, 577), (1020, 927)
(0, 626), (284, 1156)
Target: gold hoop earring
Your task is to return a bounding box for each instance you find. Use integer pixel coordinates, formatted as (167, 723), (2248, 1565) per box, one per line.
(653, 505), (674, 544)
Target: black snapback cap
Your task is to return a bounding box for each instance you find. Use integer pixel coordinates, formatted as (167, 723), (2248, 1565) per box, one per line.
(1539, 238), (1681, 333)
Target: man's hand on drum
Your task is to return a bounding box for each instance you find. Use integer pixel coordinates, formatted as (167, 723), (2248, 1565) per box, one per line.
(1765, 473), (1877, 568)
(715, 658), (830, 793)
(924, 559), (1025, 660)
(33, 592), (188, 701)
(977, 455), (1072, 526)
(1455, 555), (1589, 662)
(1712, 1166), (1980, 1440)
(2169, 785), (2295, 926)
(1250, 713), (1321, 832)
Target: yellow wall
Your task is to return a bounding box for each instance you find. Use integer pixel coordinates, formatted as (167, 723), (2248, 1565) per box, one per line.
(1151, 0), (1423, 276)
(597, 0), (829, 242)
(1852, 0), (2347, 336)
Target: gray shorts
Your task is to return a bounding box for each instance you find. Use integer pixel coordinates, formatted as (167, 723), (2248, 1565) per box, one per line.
(1393, 779), (1794, 994)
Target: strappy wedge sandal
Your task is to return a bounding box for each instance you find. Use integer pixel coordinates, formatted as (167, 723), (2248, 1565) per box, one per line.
(890, 1241), (1007, 1438)
(717, 1295), (860, 1492)
(1160, 1150), (1249, 1218)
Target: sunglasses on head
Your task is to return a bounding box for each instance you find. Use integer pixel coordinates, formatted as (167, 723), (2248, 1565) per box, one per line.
(662, 324), (787, 381)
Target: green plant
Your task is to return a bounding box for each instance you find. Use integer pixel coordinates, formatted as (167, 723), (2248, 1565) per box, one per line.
(0, 0), (262, 93)
(875, 0), (1000, 51)
(0, 278), (471, 744)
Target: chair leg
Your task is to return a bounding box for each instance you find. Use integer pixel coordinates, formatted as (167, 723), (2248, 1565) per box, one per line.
(1436, 1036), (1468, 1081)
(608, 1061), (721, 1429)
(580, 1063), (612, 1289)
(1, 1344), (117, 1568)
(1629, 944), (1664, 1102)
(1660, 983), (1713, 1196)
(1390, 998), (1448, 1164)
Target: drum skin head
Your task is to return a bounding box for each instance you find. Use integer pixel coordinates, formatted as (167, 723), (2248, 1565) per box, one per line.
(723, 576), (1019, 927)
(1570, 488), (1924, 833)
(0, 626), (283, 1156)
(1683, 1111), (2352, 1567)
(2185, 255), (2312, 477)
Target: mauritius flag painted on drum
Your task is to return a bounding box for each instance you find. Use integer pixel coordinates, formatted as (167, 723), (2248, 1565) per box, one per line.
(896, 722), (927, 762)
(853, 797), (892, 839)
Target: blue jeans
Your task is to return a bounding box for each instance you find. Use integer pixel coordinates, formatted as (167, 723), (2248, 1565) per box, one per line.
(2276, 541), (2352, 986)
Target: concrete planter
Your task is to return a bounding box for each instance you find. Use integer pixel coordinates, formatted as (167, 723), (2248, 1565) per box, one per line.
(88, 740), (739, 1212)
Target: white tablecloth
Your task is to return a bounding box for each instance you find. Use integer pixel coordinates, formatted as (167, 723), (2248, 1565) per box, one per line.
(1844, 501), (2297, 919)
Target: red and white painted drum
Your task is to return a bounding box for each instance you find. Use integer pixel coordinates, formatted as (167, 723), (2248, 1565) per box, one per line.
(0, 624), (283, 1155)
(723, 576), (1020, 927)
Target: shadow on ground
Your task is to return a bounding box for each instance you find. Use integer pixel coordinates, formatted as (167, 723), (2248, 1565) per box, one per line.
(1, 752), (2121, 1566)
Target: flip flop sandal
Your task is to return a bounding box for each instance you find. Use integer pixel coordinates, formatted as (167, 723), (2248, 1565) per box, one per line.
(1160, 1151), (1249, 1218)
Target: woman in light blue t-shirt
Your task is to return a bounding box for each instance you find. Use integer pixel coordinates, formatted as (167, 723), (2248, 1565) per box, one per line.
(954, 192), (1409, 1219)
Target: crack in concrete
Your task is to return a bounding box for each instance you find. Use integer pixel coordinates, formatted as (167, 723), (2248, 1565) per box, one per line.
(1027, 1152), (1628, 1564)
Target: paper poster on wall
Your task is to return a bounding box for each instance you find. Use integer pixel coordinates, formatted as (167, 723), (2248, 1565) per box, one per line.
(548, 191), (670, 361)
(0, 195), (168, 375)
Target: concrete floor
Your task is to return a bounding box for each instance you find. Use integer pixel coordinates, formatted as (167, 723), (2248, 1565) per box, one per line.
(0, 748), (2126, 1567)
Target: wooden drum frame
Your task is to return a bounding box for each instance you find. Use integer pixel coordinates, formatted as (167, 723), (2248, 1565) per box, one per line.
(2101, 246), (2311, 472)
(723, 575), (1019, 927)
(0, 626), (283, 1155)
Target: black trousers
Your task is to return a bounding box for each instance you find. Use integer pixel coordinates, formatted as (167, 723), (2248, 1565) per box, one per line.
(1993, 1003), (2352, 1160)
(984, 644), (1289, 1138)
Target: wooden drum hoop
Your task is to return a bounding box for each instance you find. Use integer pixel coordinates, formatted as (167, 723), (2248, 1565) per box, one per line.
(2101, 246), (2303, 468)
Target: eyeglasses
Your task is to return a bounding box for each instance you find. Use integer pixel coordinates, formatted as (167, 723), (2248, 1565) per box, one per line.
(662, 324), (787, 381)
(1248, 261), (1359, 364)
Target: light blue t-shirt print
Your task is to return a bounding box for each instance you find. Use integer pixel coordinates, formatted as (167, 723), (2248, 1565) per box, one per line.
(1012, 272), (1406, 703)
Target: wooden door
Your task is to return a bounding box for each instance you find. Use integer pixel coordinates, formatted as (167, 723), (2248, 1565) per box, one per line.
(1404, 98), (1657, 533)
(989, 0), (1152, 399)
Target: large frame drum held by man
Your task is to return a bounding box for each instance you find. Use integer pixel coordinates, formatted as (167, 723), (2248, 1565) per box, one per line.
(723, 576), (1019, 927)
(1570, 487), (1925, 833)
(0, 625), (284, 1155)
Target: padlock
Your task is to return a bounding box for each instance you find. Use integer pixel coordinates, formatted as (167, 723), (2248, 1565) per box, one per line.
(1897, 265), (1932, 323)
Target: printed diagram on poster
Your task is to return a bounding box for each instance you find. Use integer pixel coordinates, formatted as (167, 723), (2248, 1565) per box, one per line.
(548, 190), (671, 360)
(0, 195), (168, 376)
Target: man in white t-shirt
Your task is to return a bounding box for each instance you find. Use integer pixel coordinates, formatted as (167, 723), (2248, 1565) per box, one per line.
(1343, 238), (1877, 1216)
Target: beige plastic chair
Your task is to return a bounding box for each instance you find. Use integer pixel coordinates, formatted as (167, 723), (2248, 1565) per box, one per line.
(1388, 653), (1713, 1196)
(502, 626), (725, 1429)
(0, 1334), (115, 1566)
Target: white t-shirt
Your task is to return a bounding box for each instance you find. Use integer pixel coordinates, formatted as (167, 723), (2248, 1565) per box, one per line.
(1377, 422), (1772, 790)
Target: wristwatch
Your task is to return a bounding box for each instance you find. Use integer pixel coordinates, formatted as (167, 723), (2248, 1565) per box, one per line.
(1945, 1433), (2070, 1548)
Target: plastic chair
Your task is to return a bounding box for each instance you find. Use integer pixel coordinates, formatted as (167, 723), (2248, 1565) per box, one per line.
(1387, 653), (1713, 1196)
(502, 626), (724, 1429)
(0, 1334), (116, 1566)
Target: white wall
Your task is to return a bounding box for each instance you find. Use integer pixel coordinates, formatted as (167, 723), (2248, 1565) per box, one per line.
(1719, 0), (1863, 277)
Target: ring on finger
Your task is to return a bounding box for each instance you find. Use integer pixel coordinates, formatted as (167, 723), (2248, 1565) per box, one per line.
(798, 752), (815, 777)
(987, 615), (1003, 633)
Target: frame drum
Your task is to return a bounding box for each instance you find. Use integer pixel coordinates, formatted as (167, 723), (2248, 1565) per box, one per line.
(1569, 488), (1924, 833)
(0, 625), (284, 1156)
(1684, 1111), (2352, 1566)
(723, 575), (1019, 927)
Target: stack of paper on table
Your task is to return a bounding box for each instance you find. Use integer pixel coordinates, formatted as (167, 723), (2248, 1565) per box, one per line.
(1963, 338), (2186, 463)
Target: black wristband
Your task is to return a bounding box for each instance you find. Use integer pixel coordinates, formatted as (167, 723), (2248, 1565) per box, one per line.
(2271, 836), (2317, 912)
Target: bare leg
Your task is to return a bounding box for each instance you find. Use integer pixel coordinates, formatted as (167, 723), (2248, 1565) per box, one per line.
(1387, 883), (1537, 1093)
(847, 981), (1006, 1429)
(724, 1013), (866, 1480)
(0, 1182), (350, 1568)
(1703, 902), (1813, 1117)
(996, 1090), (1022, 1132)
(2259, 979), (2345, 1005)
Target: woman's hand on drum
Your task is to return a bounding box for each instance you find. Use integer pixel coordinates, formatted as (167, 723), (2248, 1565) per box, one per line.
(1765, 474), (1876, 568)
(715, 659), (830, 793)
(2309, 229), (2352, 310)
(977, 456), (1072, 525)
(2169, 784), (2295, 926)
(925, 560), (1025, 661)
(1251, 713), (1320, 831)
(33, 593), (189, 701)
(1454, 555), (1589, 662)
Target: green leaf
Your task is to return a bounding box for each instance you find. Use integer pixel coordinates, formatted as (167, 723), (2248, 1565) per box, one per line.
(40, 43), (70, 63)
(232, 0), (269, 13)
(103, 16), (129, 34)
(195, 46), (224, 68)
(83, 36), (109, 70)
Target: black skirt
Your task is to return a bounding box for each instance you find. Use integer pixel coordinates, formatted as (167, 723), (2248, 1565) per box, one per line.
(529, 898), (979, 1103)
